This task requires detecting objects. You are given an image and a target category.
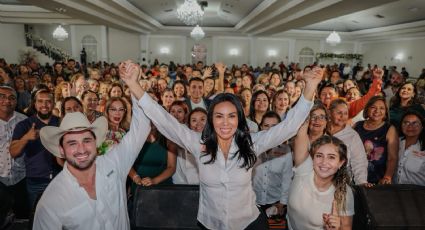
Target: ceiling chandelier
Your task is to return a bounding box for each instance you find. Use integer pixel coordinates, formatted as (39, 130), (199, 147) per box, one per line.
(177, 0), (204, 25)
(190, 25), (205, 41)
(52, 25), (68, 41)
(326, 31), (341, 46)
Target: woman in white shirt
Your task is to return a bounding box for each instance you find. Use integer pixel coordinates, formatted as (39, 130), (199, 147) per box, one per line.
(394, 110), (425, 185)
(127, 62), (323, 230)
(290, 122), (354, 230)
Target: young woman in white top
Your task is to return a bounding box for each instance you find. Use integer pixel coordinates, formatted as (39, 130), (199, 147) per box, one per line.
(128, 61), (323, 230)
(290, 122), (354, 230)
(394, 110), (425, 185)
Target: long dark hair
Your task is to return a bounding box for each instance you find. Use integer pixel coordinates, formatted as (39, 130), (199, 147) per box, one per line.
(249, 90), (270, 124)
(201, 93), (256, 169)
(390, 82), (418, 108)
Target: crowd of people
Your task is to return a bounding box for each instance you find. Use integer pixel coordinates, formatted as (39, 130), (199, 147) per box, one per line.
(0, 55), (424, 229)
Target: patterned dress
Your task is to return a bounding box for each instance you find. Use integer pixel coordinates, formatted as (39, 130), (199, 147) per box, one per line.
(354, 121), (391, 183)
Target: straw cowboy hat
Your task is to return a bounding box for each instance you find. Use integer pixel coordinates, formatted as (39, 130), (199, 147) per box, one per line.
(40, 112), (108, 158)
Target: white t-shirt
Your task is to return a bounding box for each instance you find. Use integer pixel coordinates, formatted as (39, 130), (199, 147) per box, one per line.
(190, 98), (206, 110)
(287, 157), (354, 230)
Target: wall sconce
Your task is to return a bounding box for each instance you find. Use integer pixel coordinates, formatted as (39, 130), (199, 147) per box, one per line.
(267, 50), (277, 57)
(160, 47), (170, 54)
(229, 48), (239, 56)
(394, 53), (403, 61)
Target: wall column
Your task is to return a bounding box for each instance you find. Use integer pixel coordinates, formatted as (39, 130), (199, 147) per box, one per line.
(100, 26), (108, 62)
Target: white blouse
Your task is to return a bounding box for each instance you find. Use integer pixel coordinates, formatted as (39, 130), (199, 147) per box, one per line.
(395, 139), (425, 186)
(139, 93), (313, 230)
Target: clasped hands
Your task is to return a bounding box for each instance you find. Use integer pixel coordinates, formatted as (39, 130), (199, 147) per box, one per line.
(119, 60), (141, 83)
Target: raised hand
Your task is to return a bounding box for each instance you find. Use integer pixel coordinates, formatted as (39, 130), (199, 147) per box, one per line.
(303, 66), (323, 86)
(119, 60), (140, 84)
(302, 66), (323, 101)
(24, 123), (38, 141)
(119, 60), (145, 100)
(372, 68), (384, 80)
(203, 67), (213, 78)
(215, 62), (227, 74)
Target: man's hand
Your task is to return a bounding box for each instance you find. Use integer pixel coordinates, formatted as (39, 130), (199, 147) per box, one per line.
(119, 60), (140, 84)
(119, 60), (145, 100)
(23, 123), (38, 141)
(302, 66), (323, 101)
(303, 66), (323, 87)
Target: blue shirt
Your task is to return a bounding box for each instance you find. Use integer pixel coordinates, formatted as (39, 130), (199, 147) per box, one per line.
(12, 115), (61, 179)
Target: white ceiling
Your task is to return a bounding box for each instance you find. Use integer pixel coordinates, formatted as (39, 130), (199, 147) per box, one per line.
(1, 0), (425, 40)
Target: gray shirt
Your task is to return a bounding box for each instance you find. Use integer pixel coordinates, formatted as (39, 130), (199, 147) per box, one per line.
(0, 111), (27, 186)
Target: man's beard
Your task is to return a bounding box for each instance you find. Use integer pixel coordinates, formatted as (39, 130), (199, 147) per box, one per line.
(37, 111), (52, 120)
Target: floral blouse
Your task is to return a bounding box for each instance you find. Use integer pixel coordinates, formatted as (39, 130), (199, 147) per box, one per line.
(98, 129), (127, 155)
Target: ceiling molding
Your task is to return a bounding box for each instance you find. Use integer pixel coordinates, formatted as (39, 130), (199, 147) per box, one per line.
(234, 0), (277, 29)
(241, 0), (307, 33)
(1, 0), (424, 41)
(250, 0), (342, 35)
(110, 0), (162, 28)
(0, 4), (49, 12)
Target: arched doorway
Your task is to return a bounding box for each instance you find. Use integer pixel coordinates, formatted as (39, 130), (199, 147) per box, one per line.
(81, 35), (97, 64)
(299, 47), (314, 68)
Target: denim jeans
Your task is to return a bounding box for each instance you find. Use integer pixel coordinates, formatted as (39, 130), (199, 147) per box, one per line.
(26, 177), (51, 210)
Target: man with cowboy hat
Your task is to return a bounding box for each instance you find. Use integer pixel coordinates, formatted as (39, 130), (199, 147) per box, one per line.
(33, 61), (151, 230)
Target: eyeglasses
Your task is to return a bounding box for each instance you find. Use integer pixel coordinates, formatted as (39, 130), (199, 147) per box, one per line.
(108, 108), (126, 113)
(402, 120), (422, 128)
(0, 93), (17, 101)
(87, 98), (99, 103)
(310, 114), (327, 121)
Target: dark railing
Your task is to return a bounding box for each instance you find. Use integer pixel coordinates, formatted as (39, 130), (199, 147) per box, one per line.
(25, 32), (72, 61)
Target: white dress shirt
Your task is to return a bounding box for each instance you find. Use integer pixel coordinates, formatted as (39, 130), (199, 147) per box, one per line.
(33, 96), (151, 230)
(395, 139), (425, 186)
(139, 93), (312, 230)
(334, 125), (368, 184)
(253, 145), (293, 205)
(0, 111), (27, 186)
(173, 146), (200, 184)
